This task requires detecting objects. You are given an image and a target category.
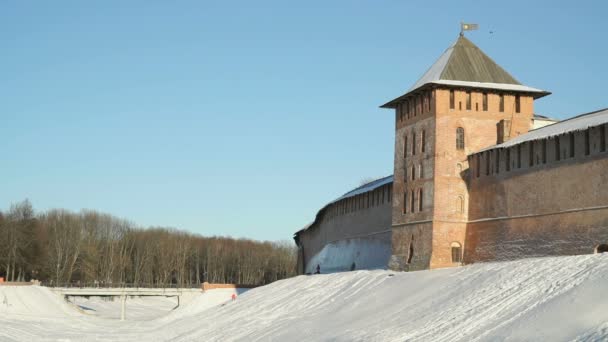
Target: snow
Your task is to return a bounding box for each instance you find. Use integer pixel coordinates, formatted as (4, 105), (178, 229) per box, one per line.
(2, 254), (608, 341)
(67, 296), (180, 321)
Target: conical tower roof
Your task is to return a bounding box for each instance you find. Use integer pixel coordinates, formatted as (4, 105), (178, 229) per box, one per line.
(381, 35), (549, 108)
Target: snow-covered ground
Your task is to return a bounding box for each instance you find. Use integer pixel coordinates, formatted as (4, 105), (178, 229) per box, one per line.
(2, 254), (608, 341)
(67, 295), (180, 321)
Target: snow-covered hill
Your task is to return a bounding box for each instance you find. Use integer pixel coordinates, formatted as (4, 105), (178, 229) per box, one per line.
(2, 254), (608, 341)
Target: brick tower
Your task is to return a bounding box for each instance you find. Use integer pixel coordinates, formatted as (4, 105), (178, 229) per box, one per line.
(381, 34), (550, 271)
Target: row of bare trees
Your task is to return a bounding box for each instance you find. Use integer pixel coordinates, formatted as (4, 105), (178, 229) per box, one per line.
(0, 200), (297, 287)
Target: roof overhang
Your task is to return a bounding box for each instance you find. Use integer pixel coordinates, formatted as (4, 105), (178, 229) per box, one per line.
(380, 81), (551, 109)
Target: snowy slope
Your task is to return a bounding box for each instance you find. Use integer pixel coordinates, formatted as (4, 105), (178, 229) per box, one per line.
(2, 254), (608, 341)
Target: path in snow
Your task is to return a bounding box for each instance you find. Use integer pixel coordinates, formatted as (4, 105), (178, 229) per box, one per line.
(2, 254), (608, 341)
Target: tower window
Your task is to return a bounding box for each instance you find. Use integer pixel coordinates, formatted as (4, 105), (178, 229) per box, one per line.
(515, 95), (521, 113)
(451, 242), (462, 263)
(466, 91), (472, 110)
(456, 127), (465, 150)
(404, 100), (409, 118)
(418, 188), (423, 212)
(419, 164), (423, 179)
(411, 165), (415, 181)
(555, 136), (561, 161)
(482, 93), (488, 111)
(412, 132), (417, 155)
(410, 190), (415, 213)
(476, 154), (480, 178)
(403, 192), (407, 214)
(450, 90), (455, 109)
(457, 196), (464, 214)
(421, 130), (426, 153)
(499, 94), (505, 112)
(404, 135), (408, 158)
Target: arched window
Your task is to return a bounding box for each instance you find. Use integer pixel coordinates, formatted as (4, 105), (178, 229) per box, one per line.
(456, 163), (463, 175)
(596, 244), (608, 253)
(456, 127), (465, 150)
(451, 242), (462, 263)
(418, 188), (423, 212)
(457, 196), (464, 214)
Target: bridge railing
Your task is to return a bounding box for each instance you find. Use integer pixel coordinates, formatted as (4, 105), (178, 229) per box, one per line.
(41, 281), (202, 289)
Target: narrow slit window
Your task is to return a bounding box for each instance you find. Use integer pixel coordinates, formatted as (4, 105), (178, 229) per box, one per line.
(466, 91), (472, 110)
(412, 132), (417, 155)
(476, 154), (480, 177)
(404, 135), (408, 158)
(499, 94), (505, 112)
(403, 192), (407, 214)
(449, 90), (455, 109)
(457, 196), (464, 214)
(418, 188), (423, 212)
(404, 100), (409, 118)
(515, 95), (521, 113)
(421, 130), (426, 153)
(482, 93), (488, 111)
(411, 165), (416, 181)
(410, 190), (415, 213)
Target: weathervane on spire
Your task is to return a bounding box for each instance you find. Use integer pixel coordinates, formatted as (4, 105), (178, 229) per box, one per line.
(460, 22), (479, 36)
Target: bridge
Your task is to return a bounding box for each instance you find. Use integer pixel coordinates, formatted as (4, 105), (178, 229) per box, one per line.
(50, 287), (202, 320)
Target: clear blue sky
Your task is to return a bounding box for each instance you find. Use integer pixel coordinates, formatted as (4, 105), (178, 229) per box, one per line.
(1, 1), (606, 241)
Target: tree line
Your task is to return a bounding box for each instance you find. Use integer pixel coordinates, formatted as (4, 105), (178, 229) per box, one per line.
(0, 200), (296, 287)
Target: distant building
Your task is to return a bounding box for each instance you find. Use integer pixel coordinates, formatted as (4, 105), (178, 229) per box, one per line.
(294, 34), (608, 274)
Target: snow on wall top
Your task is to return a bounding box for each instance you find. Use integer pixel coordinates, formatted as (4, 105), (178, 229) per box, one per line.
(476, 108), (608, 154)
(295, 175), (394, 236)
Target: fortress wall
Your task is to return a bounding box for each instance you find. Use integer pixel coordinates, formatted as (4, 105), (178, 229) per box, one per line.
(466, 130), (608, 262)
(297, 183), (392, 274)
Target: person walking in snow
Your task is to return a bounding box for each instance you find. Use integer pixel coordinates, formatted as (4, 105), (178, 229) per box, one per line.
(315, 264), (321, 274)
(231, 293), (237, 301)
